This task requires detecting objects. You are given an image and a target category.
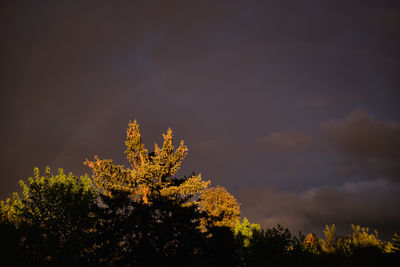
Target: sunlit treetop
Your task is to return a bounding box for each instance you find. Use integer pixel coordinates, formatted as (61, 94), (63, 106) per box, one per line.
(0, 167), (96, 225)
(85, 120), (210, 203)
(199, 186), (241, 229)
(234, 217), (261, 247)
(318, 224), (394, 255)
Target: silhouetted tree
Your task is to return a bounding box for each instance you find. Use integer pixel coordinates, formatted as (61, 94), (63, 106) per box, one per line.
(91, 190), (209, 266)
(0, 167), (99, 266)
(247, 224), (301, 267)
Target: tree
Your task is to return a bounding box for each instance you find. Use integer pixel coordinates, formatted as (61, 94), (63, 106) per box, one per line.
(321, 224), (340, 254)
(347, 224), (386, 254)
(303, 233), (322, 255)
(85, 120), (240, 229)
(247, 224), (301, 266)
(93, 190), (207, 266)
(234, 217), (261, 247)
(233, 218), (262, 266)
(84, 120), (210, 204)
(84, 120), (242, 264)
(199, 186), (240, 229)
(0, 167), (98, 265)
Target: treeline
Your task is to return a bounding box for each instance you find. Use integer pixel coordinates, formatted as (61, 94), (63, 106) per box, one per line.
(1, 120), (399, 266)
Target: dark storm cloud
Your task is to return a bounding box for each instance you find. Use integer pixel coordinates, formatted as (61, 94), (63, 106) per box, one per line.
(239, 179), (400, 239)
(321, 111), (400, 182)
(321, 111), (400, 158)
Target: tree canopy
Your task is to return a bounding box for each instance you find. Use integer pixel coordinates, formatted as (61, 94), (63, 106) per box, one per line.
(199, 186), (240, 229)
(1, 119), (399, 266)
(84, 120), (210, 205)
(0, 167), (98, 265)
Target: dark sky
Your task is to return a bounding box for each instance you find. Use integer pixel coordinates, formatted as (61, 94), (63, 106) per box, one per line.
(1, 1), (400, 239)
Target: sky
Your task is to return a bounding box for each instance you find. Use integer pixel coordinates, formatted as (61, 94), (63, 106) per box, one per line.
(1, 1), (400, 239)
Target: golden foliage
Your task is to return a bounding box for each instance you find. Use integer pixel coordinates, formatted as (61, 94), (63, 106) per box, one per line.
(317, 224), (392, 255)
(85, 120), (209, 204)
(199, 186), (241, 229)
(303, 233), (321, 254)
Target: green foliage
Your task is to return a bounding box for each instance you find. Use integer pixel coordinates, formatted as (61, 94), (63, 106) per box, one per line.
(0, 167), (98, 265)
(1, 167), (96, 223)
(234, 217), (261, 247)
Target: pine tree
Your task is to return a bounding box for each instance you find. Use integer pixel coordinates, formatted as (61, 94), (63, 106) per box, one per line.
(85, 120), (210, 204)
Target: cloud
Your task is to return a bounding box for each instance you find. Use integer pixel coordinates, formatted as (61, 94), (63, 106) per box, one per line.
(238, 180), (400, 239)
(321, 111), (400, 182)
(321, 111), (400, 158)
(334, 157), (400, 182)
(256, 130), (311, 152)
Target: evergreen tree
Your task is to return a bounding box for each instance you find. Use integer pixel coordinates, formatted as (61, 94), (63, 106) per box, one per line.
(84, 120), (242, 265)
(247, 224), (301, 266)
(93, 191), (207, 266)
(85, 120), (210, 204)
